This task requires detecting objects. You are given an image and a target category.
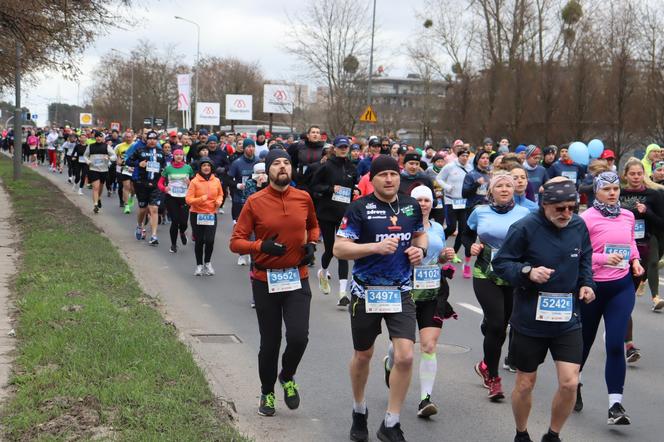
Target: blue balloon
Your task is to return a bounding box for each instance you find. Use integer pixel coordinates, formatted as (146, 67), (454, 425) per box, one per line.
(588, 139), (604, 158)
(568, 141), (589, 165)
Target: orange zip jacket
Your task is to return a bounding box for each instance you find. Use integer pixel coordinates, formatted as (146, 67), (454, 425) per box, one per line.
(185, 173), (224, 214)
(229, 184), (320, 282)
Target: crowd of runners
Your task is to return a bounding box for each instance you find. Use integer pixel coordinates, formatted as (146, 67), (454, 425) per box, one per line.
(3, 125), (664, 442)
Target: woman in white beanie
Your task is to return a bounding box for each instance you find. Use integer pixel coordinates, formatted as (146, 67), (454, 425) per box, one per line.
(383, 185), (455, 419)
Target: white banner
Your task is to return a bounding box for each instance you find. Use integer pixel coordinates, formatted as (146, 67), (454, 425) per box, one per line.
(225, 94), (253, 121)
(177, 74), (191, 111)
(79, 113), (93, 126)
(263, 84), (294, 114)
(195, 102), (221, 126)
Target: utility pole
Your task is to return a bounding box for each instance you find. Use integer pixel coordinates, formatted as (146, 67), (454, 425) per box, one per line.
(13, 43), (22, 180)
(367, 0), (377, 108)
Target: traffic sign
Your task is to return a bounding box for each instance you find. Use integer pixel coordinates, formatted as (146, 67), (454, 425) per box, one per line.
(110, 122), (121, 131)
(31, 114), (38, 120)
(79, 113), (93, 125)
(143, 117), (153, 127)
(154, 118), (165, 127)
(359, 105), (377, 123)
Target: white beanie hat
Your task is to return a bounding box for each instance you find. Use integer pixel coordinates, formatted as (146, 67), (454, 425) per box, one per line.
(410, 185), (433, 201)
(253, 162), (266, 174)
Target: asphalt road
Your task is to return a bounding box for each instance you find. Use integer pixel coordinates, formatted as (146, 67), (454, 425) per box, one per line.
(34, 164), (664, 442)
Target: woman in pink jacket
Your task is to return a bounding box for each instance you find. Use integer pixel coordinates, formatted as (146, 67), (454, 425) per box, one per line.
(578, 171), (644, 425)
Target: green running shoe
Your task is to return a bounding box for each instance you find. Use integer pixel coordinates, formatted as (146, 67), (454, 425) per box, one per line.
(280, 379), (300, 410)
(258, 392), (276, 416)
(452, 255), (463, 264)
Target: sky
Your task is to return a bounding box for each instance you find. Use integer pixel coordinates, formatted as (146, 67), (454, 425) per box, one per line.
(3, 0), (427, 127)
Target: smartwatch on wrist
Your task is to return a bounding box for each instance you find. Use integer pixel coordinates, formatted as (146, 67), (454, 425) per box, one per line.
(521, 265), (532, 277)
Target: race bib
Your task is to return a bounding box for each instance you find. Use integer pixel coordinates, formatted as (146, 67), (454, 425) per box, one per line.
(331, 186), (352, 204)
(78, 156), (87, 163)
(267, 268), (302, 293)
(92, 158), (106, 168)
(436, 198), (443, 207)
(196, 213), (215, 226)
(561, 171), (577, 182)
(413, 265), (440, 289)
(634, 219), (645, 240)
(365, 287), (402, 313)
(536, 292), (573, 322)
(146, 161), (160, 173)
(452, 198), (467, 209)
(476, 183), (488, 196)
(604, 244), (630, 269)
(122, 166), (134, 176)
(169, 180), (187, 198)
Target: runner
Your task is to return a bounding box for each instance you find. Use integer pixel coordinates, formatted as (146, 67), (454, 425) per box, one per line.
(462, 150), (491, 211)
(115, 132), (135, 213)
(507, 164), (539, 212)
(576, 171), (644, 424)
(158, 148), (195, 253)
(436, 147), (474, 276)
(230, 149), (319, 417)
(462, 172), (530, 400)
(546, 145), (585, 189)
(62, 132), (77, 184)
(126, 130), (166, 245)
(186, 157), (223, 275)
(492, 177), (596, 442)
(383, 185), (455, 419)
(72, 133), (89, 195)
(230, 138), (257, 265)
(46, 127), (59, 172)
(522, 145), (547, 203)
(27, 131), (39, 167)
(83, 131), (117, 213)
(333, 155), (427, 442)
(310, 135), (358, 306)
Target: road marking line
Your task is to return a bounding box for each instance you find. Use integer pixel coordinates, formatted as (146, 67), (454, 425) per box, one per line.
(458, 302), (483, 315)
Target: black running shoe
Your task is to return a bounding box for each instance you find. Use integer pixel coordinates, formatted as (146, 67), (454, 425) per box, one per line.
(180, 231), (188, 246)
(541, 431), (561, 442)
(279, 378), (300, 410)
(93, 205), (99, 214)
(417, 395), (438, 418)
(377, 421), (406, 442)
(514, 431), (534, 442)
(169, 245), (177, 253)
(258, 392), (275, 417)
(383, 355), (391, 389)
(574, 383), (583, 412)
(97, 199), (102, 208)
(608, 402), (631, 425)
(350, 409), (368, 442)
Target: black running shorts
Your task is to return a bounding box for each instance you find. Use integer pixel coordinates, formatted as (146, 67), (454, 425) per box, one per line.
(86, 170), (107, 184)
(415, 299), (442, 330)
(512, 328), (583, 373)
(134, 183), (162, 208)
(349, 293), (416, 351)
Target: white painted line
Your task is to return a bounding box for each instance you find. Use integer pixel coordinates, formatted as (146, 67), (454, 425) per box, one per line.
(458, 302), (483, 315)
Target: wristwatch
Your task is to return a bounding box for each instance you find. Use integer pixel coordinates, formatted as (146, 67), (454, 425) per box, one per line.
(521, 265), (532, 277)
(418, 246), (428, 257)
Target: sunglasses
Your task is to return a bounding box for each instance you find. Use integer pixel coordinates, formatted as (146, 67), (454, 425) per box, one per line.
(554, 205), (576, 213)
(381, 144), (389, 147)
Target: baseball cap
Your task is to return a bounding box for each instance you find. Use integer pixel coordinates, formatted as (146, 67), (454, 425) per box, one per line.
(600, 149), (615, 159)
(368, 138), (381, 148)
(333, 136), (350, 147)
(350, 143), (360, 150)
(198, 128), (209, 136)
(146, 131), (158, 140)
(169, 130), (177, 137)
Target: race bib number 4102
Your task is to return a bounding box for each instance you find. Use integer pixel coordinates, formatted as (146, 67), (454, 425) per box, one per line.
(413, 265), (440, 289)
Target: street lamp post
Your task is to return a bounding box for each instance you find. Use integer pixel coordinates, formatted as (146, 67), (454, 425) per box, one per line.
(13, 42), (22, 180)
(112, 48), (134, 130)
(367, 0), (377, 109)
(174, 16), (200, 128)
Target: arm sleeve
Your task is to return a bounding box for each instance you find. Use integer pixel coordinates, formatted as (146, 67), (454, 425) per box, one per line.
(107, 146), (117, 162)
(436, 167), (450, 190)
(309, 163), (332, 196)
(83, 146), (90, 160)
(229, 199), (262, 255)
(460, 208), (479, 250)
(491, 223), (533, 288)
(462, 173), (478, 198)
(305, 194), (320, 242)
(215, 181), (224, 207)
(578, 224), (596, 289)
(157, 176), (168, 193)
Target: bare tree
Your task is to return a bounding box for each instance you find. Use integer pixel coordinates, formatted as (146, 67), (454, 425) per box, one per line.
(285, 0), (373, 135)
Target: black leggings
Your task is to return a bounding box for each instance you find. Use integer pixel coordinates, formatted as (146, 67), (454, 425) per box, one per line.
(190, 212), (216, 265)
(231, 200), (244, 221)
(106, 165), (116, 191)
(252, 278), (311, 395)
(319, 220), (348, 279)
(474, 278), (513, 377)
(76, 163), (88, 188)
(444, 205), (470, 257)
(166, 196), (189, 246)
(66, 156), (74, 178)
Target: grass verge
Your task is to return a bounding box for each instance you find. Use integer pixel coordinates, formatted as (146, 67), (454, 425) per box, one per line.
(0, 157), (249, 441)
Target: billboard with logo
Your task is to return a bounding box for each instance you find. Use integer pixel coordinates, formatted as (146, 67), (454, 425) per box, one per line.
(263, 85), (294, 114)
(177, 74), (191, 111)
(195, 102), (221, 126)
(225, 94), (253, 121)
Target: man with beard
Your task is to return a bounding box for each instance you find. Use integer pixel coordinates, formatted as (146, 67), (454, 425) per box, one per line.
(230, 149), (320, 418)
(288, 125), (325, 193)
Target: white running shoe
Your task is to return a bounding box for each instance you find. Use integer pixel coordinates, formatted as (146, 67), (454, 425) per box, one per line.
(204, 262), (215, 276)
(237, 255), (246, 266)
(194, 265), (204, 276)
(318, 269), (331, 295)
(77, 189), (83, 195)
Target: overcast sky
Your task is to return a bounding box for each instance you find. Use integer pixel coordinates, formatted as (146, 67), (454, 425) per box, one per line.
(3, 0), (427, 126)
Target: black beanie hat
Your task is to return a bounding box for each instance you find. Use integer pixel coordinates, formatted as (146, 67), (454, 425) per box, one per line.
(265, 149), (291, 171)
(403, 152), (421, 164)
(370, 155), (400, 180)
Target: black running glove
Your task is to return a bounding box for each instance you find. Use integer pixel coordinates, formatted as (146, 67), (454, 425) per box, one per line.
(298, 242), (316, 266)
(260, 235), (287, 256)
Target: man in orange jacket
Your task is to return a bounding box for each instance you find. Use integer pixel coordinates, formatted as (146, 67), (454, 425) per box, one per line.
(230, 149), (319, 418)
